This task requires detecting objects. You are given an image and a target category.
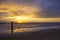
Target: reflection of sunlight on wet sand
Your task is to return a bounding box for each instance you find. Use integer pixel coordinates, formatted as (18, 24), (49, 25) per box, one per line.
(0, 27), (40, 33)
(13, 28), (39, 33)
(0, 26), (59, 33)
(13, 26), (59, 33)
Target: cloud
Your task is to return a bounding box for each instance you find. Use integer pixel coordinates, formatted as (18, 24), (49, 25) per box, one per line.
(14, 0), (60, 18)
(39, 0), (60, 18)
(14, 0), (36, 5)
(0, 12), (10, 20)
(0, 0), (60, 18)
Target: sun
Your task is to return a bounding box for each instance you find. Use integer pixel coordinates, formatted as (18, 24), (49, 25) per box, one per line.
(13, 16), (33, 23)
(6, 15), (33, 23)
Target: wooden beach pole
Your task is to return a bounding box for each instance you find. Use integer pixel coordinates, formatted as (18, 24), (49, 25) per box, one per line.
(11, 21), (13, 34)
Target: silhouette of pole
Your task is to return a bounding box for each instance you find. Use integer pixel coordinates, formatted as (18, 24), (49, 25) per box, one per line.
(11, 21), (13, 34)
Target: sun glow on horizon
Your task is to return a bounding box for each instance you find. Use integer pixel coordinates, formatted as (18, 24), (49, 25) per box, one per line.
(0, 4), (60, 23)
(0, 4), (40, 23)
(6, 15), (34, 23)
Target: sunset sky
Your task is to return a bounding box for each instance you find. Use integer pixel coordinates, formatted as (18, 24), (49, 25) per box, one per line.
(0, 0), (60, 23)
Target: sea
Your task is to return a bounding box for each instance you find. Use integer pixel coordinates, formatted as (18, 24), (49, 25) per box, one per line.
(0, 22), (60, 33)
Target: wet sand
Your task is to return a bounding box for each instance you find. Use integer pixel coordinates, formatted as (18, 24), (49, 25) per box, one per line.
(0, 28), (60, 40)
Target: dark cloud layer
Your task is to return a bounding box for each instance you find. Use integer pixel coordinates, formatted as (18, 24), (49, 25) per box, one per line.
(40, 0), (60, 17)
(0, 0), (60, 18)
